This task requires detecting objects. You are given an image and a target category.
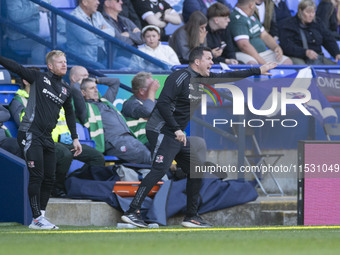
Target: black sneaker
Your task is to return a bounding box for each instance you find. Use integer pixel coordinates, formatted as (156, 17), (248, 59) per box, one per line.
(121, 211), (148, 228)
(51, 188), (67, 198)
(181, 215), (213, 228)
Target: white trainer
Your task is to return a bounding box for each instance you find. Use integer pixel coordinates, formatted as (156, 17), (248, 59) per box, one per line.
(28, 216), (59, 230)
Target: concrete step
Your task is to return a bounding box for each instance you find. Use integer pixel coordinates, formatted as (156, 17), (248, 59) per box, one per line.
(46, 198), (122, 226)
(45, 196), (297, 227)
(260, 210), (297, 226)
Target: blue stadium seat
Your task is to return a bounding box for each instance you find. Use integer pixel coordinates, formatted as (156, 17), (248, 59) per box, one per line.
(67, 160), (85, 176)
(286, 0), (299, 15)
(228, 0), (238, 8)
(51, 0), (77, 8)
(269, 69), (297, 78)
(0, 69), (11, 84)
(51, 0), (77, 13)
(165, 22), (183, 36)
(76, 122), (95, 147)
(76, 122), (119, 162)
(0, 83), (20, 106)
(3, 120), (18, 138)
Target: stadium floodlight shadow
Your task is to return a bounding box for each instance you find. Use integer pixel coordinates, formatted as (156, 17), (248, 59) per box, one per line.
(233, 125), (285, 196)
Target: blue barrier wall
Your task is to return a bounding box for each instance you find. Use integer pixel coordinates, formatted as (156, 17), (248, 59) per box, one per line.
(0, 148), (31, 225)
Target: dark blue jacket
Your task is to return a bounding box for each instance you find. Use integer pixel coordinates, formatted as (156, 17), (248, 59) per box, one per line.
(279, 15), (340, 59)
(316, 0), (340, 40)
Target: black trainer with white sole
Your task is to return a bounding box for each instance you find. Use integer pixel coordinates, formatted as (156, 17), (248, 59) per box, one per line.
(121, 211), (148, 228)
(181, 215), (213, 228)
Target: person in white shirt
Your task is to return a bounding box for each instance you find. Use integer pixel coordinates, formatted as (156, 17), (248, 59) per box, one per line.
(138, 25), (181, 66)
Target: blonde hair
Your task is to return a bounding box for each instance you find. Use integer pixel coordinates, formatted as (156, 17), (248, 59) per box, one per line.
(45, 50), (66, 65)
(297, 0), (316, 21)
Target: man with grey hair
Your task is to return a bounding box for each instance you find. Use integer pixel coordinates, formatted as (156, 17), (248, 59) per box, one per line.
(122, 72), (160, 120)
(121, 72), (160, 145)
(72, 76), (152, 164)
(229, 0), (292, 65)
(99, 0), (143, 47)
(66, 0), (115, 66)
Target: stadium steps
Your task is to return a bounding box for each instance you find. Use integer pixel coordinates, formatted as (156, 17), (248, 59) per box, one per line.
(260, 210), (297, 226)
(46, 196), (297, 227)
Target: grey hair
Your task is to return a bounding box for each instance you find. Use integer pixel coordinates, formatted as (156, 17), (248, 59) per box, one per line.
(80, 77), (96, 91)
(131, 72), (152, 94)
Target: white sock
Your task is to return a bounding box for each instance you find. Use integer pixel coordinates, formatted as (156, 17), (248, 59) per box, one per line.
(40, 210), (46, 217)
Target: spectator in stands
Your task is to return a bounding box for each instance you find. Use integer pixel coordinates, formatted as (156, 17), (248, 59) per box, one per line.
(0, 51), (82, 230)
(9, 68), (105, 198)
(121, 0), (142, 29)
(131, 0), (182, 40)
(280, 0), (340, 65)
(71, 75), (152, 164)
(182, 0), (233, 23)
(316, 0), (340, 40)
(206, 3), (239, 65)
(229, 0), (292, 65)
(254, 0), (278, 40)
(169, 11), (208, 64)
(66, 0), (115, 67)
(138, 25), (181, 66)
(273, 0), (291, 32)
(0, 105), (22, 158)
(5, 0), (46, 64)
(99, 0), (144, 47)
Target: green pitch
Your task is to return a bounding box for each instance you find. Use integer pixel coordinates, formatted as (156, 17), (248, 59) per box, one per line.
(1, 223), (340, 255)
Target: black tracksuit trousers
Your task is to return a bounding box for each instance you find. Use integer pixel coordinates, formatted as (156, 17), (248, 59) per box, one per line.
(129, 131), (203, 217)
(17, 131), (56, 219)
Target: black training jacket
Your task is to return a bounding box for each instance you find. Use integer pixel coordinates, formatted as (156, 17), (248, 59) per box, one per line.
(146, 66), (261, 137)
(0, 56), (77, 139)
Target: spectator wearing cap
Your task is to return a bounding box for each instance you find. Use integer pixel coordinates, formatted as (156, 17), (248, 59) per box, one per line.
(99, 0), (144, 47)
(138, 25), (181, 66)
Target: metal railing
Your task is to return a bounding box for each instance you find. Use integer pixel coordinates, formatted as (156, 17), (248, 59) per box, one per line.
(0, 0), (171, 70)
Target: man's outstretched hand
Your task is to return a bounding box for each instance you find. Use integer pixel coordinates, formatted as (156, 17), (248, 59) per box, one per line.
(259, 62), (277, 76)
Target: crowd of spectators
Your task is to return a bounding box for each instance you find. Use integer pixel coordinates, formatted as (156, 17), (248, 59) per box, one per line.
(2, 0), (340, 68)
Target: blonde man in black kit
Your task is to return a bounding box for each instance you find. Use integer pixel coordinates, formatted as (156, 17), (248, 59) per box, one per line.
(121, 46), (276, 228)
(0, 51), (82, 229)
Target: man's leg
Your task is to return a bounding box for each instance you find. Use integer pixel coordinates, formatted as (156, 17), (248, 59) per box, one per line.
(0, 137), (23, 158)
(54, 143), (73, 195)
(17, 131), (44, 219)
(122, 132), (181, 227)
(40, 138), (56, 212)
(105, 134), (151, 164)
(175, 140), (212, 228)
(175, 140), (203, 217)
(71, 143), (105, 166)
